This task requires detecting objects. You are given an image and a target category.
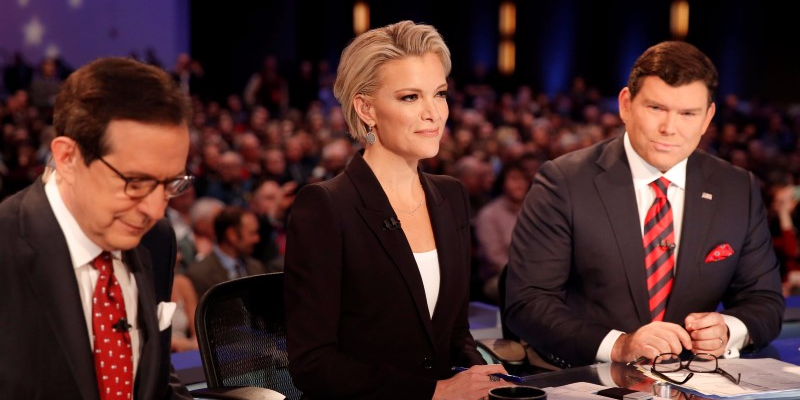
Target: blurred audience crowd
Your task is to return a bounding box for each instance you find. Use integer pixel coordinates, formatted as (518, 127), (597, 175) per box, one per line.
(2, 51), (799, 335)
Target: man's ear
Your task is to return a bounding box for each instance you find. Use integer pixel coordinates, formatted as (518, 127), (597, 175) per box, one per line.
(354, 94), (375, 127)
(225, 225), (239, 245)
(618, 87), (632, 124)
(50, 136), (80, 183)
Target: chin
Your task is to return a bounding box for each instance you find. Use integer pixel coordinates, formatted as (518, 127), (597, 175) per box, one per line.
(419, 144), (441, 159)
(108, 234), (144, 251)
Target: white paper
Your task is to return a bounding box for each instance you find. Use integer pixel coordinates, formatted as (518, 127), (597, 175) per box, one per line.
(639, 357), (800, 398)
(542, 382), (671, 400)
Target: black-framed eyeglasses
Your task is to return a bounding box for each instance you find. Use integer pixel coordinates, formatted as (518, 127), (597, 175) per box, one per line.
(652, 353), (741, 386)
(97, 156), (194, 199)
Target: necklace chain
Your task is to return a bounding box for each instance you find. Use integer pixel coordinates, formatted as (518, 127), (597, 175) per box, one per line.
(394, 195), (424, 215)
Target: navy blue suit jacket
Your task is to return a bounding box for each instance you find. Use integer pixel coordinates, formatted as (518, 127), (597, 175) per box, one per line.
(506, 135), (785, 367)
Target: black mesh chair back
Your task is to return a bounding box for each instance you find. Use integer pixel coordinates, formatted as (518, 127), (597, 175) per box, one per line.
(195, 272), (302, 400)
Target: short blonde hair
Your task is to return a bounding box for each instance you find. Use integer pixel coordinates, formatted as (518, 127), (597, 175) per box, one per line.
(333, 20), (451, 142)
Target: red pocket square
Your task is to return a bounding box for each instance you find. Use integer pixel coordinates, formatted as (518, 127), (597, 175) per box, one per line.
(705, 243), (734, 262)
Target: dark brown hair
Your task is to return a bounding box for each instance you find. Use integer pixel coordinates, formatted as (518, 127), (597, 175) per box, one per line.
(627, 41), (718, 106)
(53, 57), (191, 165)
(214, 206), (251, 245)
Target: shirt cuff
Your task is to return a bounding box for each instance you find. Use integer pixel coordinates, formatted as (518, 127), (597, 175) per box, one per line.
(596, 329), (626, 363)
(721, 314), (748, 359)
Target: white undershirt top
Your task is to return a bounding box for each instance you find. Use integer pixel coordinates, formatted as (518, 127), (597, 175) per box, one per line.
(44, 173), (141, 378)
(414, 249), (440, 318)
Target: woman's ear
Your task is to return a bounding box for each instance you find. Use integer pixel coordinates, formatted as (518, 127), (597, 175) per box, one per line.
(354, 94), (375, 126)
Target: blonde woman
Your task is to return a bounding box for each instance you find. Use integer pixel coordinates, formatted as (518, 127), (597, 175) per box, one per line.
(284, 20), (509, 400)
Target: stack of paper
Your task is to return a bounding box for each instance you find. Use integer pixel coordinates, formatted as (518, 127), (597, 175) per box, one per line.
(638, 357), (800, 399)
(542, 382), (670, 399)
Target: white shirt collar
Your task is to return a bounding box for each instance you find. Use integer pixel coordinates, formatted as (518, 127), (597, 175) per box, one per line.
(623, 132), (687, 191)
(44, 172), (122, 268)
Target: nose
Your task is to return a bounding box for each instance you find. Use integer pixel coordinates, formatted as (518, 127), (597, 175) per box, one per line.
(660, 111), (678, 135)
(137, 184), (169, 221)
(420, 98), (440, 122)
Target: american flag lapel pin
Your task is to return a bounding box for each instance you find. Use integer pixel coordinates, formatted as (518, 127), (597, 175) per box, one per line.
(701, 192), (713, 200)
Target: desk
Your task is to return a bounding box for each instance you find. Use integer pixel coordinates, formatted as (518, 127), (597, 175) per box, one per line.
(172, 349), (205, 385)
(521, 362), (796, 400)
(520, 338), (800, 400)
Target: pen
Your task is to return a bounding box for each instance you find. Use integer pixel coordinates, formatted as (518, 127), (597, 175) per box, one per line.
(450, 366), (524, 383)
(626, 356), (648, 366)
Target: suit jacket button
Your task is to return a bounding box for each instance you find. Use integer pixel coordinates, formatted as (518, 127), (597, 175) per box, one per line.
(422, 357), (433, 369)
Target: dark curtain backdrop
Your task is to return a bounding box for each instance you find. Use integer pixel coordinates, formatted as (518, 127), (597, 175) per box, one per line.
(191, 0), (799, 104)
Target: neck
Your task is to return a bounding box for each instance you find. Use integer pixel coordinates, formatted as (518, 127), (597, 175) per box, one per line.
(362, 148), (423, 212)
(217, 243), (239, 259)
(362, 147), (420, 191)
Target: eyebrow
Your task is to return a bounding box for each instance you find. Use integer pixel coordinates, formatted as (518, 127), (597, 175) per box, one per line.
(643, 100), (704, 113)
(122, 168), (188, 180)
(393, 83), (449, 94)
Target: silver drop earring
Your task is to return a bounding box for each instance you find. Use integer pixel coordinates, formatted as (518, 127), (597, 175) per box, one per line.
(365, 125), (376, 145)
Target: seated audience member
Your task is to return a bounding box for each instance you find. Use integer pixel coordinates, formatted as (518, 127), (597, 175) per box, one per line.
(474, 160), (531, 304)
(189, 196), (225, 260)
(171, 253), (199, 352)
(453, 155), (493, 218)
(249, 178), (295, 270)
(187, 205), (269, 297)
(167, 185), (198, 272)
(204, 151), (253, 207)
(505, 41), (785, 368)
(766, 181), (800, 296)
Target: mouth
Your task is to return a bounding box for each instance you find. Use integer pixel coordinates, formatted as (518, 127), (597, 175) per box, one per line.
(118, 219), (150, 234)
(651, 141), (676, 151)
(416, 128), (440, 138)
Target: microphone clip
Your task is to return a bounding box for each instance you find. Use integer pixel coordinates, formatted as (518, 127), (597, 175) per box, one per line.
(112, 317), (132, 332)
(658, 240), (676, 251)
(383, 217), (402, 231)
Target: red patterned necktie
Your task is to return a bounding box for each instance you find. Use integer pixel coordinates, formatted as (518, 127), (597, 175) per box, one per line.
(91, 251), (134, 400)
(643, 177), (675, 321)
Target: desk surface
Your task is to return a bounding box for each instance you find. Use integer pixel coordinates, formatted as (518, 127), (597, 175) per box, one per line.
(172, 300), (800, 390)
(520, 361), (798, 400)
(520, 338), (800, 400)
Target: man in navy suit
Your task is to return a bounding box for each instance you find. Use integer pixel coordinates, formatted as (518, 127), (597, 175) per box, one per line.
(0, 57), (193, 399)
(505, 41), (784, 368)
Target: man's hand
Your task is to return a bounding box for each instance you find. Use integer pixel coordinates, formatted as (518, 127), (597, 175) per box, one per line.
(611, 321), (693, 363)
(685, 312), (729, 356)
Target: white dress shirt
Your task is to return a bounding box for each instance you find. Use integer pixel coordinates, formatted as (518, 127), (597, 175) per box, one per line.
(44, 173), (142, 378)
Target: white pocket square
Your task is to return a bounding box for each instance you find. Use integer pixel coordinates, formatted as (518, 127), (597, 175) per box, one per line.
(156, 301), (177, 331)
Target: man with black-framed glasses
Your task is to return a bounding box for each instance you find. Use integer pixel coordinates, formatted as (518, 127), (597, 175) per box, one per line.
(0, 57), (193, 399)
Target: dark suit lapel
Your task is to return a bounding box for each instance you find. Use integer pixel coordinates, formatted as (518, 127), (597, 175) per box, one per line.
(125, 248), (160, 400)
(667, 152), (716, 320)
(21, 180), (100, 400)
(346, 154), (434, 337)
(594, 138), (652, 323)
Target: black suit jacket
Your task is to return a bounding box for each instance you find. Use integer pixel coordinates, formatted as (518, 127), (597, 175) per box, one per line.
(0, 178), (191, 400)
(506, 135), (785, 367)
(284, 153), (484, 400)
